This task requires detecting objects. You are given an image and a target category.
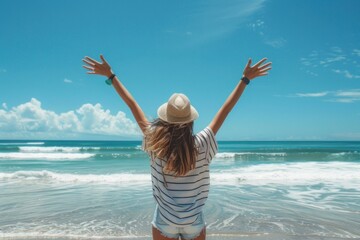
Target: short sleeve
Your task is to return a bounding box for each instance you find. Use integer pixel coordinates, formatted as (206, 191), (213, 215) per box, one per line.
(196, 127), (218, 163)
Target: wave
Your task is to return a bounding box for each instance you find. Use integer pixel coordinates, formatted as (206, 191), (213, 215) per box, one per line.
(11, 145), (142, 152)
(0, 232), (150, 239)
(18, 146), (100, 153)
(330, 151), (359, 156)
(0, 170), (151, 184)
(26, 142), (45, 145)
(0, 152), (95, 160)
(1, 162), (359, 187)
(215, 152), (287, 158)
(0, 141), (45, 146)
(211, 161), (360, 187)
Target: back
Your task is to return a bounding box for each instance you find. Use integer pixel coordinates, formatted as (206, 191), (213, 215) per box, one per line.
(147, 127), (218, 227)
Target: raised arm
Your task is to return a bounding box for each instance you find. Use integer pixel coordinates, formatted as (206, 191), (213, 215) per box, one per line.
(82, 55), (149, 134)
(209, 58), (271, 135)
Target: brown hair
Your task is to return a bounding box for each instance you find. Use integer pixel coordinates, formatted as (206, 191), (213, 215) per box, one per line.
(144, 118), (198, 177)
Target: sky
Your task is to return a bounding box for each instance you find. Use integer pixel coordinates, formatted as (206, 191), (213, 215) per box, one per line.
(0, 0), (360, 140)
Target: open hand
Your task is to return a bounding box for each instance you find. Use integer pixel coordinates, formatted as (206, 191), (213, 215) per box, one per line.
(243, 58), (272, 80)
(82, 55), (113, 78)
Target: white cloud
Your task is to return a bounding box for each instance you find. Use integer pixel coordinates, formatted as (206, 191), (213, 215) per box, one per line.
(319, 55), (346, 65)
(293, 89), (360, 103)
(335, 90), (360, 98)
(332, 69), (360, 79)
(249, 19), (264, 30)
(64, 78), (73, 83)
(265, 38), (286, 48)
(2, 103), (7, 109)
(306, 70), (318, 77)
(248, 19), (286, 48)
(352, 49), (360, 57)
(183, 0), (266, 41)
(331, 46), (343, 53)
(326, 98), (357, 103)
(0, 98), (141, 139)
(300, 47), (360, 77)
(296, 92), (329, 97)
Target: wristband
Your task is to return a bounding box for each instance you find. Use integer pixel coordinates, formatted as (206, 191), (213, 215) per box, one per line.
(105, 74), (116, 85)
(241, 76), (250, 85)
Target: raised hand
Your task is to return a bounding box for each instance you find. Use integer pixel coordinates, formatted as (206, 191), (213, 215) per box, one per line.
(243, 58), (272, 80)
(82, 55), (113, 78)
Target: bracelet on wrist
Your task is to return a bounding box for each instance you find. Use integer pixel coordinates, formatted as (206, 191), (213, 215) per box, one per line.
(241, 76), (250, 85)
(105, 74), (116, 85)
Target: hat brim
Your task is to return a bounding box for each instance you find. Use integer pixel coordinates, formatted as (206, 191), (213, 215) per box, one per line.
(157, 103), (198, 124)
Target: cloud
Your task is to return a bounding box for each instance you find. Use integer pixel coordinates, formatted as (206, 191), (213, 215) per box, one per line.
(179, 0), (266, 42)
(296, 92), (329, 97)
(2, 103), (7, 109)
(332, 69), (360, 79)
(331, 46), (343, 53)
(248, 19), (286, 48)
(0, 98), (141, 139)
(335, 90), (360, 98)
(264, 38), (286, 48)
(293, 89), (360, 103)
(64, 78), (73, 83)
(352, 49), (360, 57)
(319, 55), (346, 65)
(305, 70), (318, 77)
(248, 19), (264, 30)
(300, 46), (359, 77)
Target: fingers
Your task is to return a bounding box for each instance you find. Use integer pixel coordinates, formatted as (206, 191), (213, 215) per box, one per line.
(245, 58), (252, 68)
(82, 65), (93, 71)
(85, 56), (101, 65)
(258, 62), (272, 70)
(100, 54), (108, 64)
(259, 67), (271, 73)
(83, 65), (95, 74)
(82, 58), (95, 66)
(253, 58), (267, 68)
(258, 72), (268, 77)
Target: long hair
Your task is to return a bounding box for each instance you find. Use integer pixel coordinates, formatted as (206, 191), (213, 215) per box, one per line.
(144, 118), (198, 177)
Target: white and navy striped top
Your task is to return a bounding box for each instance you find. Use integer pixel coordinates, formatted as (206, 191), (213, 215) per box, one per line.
(144, 127), (218, 227)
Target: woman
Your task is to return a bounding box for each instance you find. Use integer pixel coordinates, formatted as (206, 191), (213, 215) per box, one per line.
(82, 55), (271, 240)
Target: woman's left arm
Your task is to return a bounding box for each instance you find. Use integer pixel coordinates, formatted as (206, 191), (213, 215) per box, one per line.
(82, 55), (149, 134)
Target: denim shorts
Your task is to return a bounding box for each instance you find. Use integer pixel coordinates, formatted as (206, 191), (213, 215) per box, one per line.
(151, 204), (206, 239)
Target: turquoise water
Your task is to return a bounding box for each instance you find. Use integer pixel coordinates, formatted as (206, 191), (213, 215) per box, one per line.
(1, 140), (360, 239)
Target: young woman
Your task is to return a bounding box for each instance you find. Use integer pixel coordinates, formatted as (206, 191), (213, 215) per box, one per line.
(82, 55), (271, 240)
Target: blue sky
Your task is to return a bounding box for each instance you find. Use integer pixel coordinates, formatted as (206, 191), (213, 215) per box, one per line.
(0, 0), (359, 140)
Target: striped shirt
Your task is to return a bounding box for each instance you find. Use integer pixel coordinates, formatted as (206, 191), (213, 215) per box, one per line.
(144, 127), (218, 227)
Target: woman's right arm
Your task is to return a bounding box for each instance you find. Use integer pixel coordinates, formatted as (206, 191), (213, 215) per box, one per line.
(208, 58), (271, 135)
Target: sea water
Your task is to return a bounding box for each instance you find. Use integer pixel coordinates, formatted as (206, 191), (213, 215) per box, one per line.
(0, 140), (359, 239)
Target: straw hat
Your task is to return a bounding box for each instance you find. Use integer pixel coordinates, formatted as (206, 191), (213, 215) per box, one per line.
(157, 93), (199, 124)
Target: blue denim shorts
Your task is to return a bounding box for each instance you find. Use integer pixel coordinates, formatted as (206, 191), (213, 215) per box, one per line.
(151, 204), (206, 239)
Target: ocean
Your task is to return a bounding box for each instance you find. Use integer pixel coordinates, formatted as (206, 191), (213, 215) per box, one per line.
(0, 140), (359, 239)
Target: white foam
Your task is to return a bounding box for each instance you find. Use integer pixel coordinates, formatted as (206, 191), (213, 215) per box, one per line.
(210, 161), (360, 187)
(215, 152), (287, 159)
(0, 142), (44, 146)
(19, 146), (80, 152)
(25, 142), (45, 145)
(0, 170), (151, 184)
(0, 152), (95, 160)
(18, 146), (100, 153)
(330, 151), (359, 156)
(0, 232), (150, 239)
(1, 162), (359, 187)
